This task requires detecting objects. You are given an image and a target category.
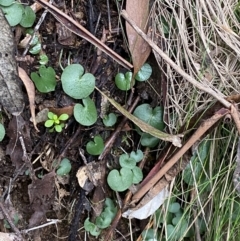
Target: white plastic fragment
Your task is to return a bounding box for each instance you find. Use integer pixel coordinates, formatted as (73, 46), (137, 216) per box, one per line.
(122, 186), (169, 220)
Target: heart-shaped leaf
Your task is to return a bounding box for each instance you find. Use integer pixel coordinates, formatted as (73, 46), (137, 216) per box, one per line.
(104, 198), (117, 220)
(96, 88), (182, 147)
(1, 3), (23, 26)
(57, 158), (72, 176)
(168, 202), (181, 213)
(86, 135), (104, 155)
(61, 64), (95, 99)
(130, 149), (143, 162)
(95, 213), (112, 229)
(132, 166), (143, 184)
(20, 6), (36, 28)
(119, 153), (136, 169)
(29, 42), (41, 55)
(107, 168), (133, 192)
(103, 113), (117, 127)
(84, 218), (101, 237)
(115, 72), (132, 91)
(31, 65), (56, 93)
(0, 123), (5, 141)
(140, 133), (160, 148)
(133, 104), (165, 147)
(74, 97), (97, 126)
(133, 104), (165, 130)
(135, 63), (152, 81)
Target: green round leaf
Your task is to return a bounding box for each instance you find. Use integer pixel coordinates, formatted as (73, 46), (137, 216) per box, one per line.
(44, 119), (54, 127)
(103, 113), (117, 127)
(133, 104), (165, 130)
(20, 6), (36, 27)
(29, 42), (41, 54)
(0, 0), (14, 6)
(84, 218), (101, 237)
(107, 168), (133, 192)
(55, 125), (62, 132)
(140, 133), (160, 148)
(95, 213), (112, 229)
(174, 218), (189, 239)
(130, 150), (143, 162)
(133, 104), (165, 147)
(1, 3), (24, 26)
(132, 166), (143, 184)
(47, 112), (54, 119)
(29, 35), (39, 46)
(31, 66), (56, 93)
(58, 114), (69, 121)
(115, 72), (132, 91)
(103, 200), (117, 220)
(74, 97), (97, 126)
(0, 123), (5, 141)
(135, 63), (152, 81)
(86, 135), (104, 155)
(61, 64), (95, 99)
(119, 153), (136, 169)
(168, 202), (181, 213)
(141, 229), (158, 240)
(39, 54), (48, 65)
(166, 224), (175, 239)
(56, 158), (72, 176)
(172, 216), (181, 226)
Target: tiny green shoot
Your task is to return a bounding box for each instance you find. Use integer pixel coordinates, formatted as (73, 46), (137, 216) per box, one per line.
(44, 112), (69, 132)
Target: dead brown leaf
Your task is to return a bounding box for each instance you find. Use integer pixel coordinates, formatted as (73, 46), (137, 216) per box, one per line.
(48, 106), (74, 117)
(18, 67), (39, 132)
(126, 0), (151, 74)
(28, 171), (55, 227)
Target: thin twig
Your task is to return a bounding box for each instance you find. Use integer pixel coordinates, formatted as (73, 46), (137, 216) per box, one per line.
(0, 201), (23, 239)
(131, 108), (229, 203)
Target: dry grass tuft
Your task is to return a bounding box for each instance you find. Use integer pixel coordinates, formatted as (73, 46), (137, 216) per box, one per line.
(151, 0), (240, 131)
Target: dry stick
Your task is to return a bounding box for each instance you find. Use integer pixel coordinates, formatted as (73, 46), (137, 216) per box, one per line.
(99, 94), (140, 160)
(35, 0), (133, 70)
(23, 0), (52, 56)
(0, 202), (23, 239)
(231, 104), (240, 134)
(131, 108), (229, 203)
(121, 10), (231, 109)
